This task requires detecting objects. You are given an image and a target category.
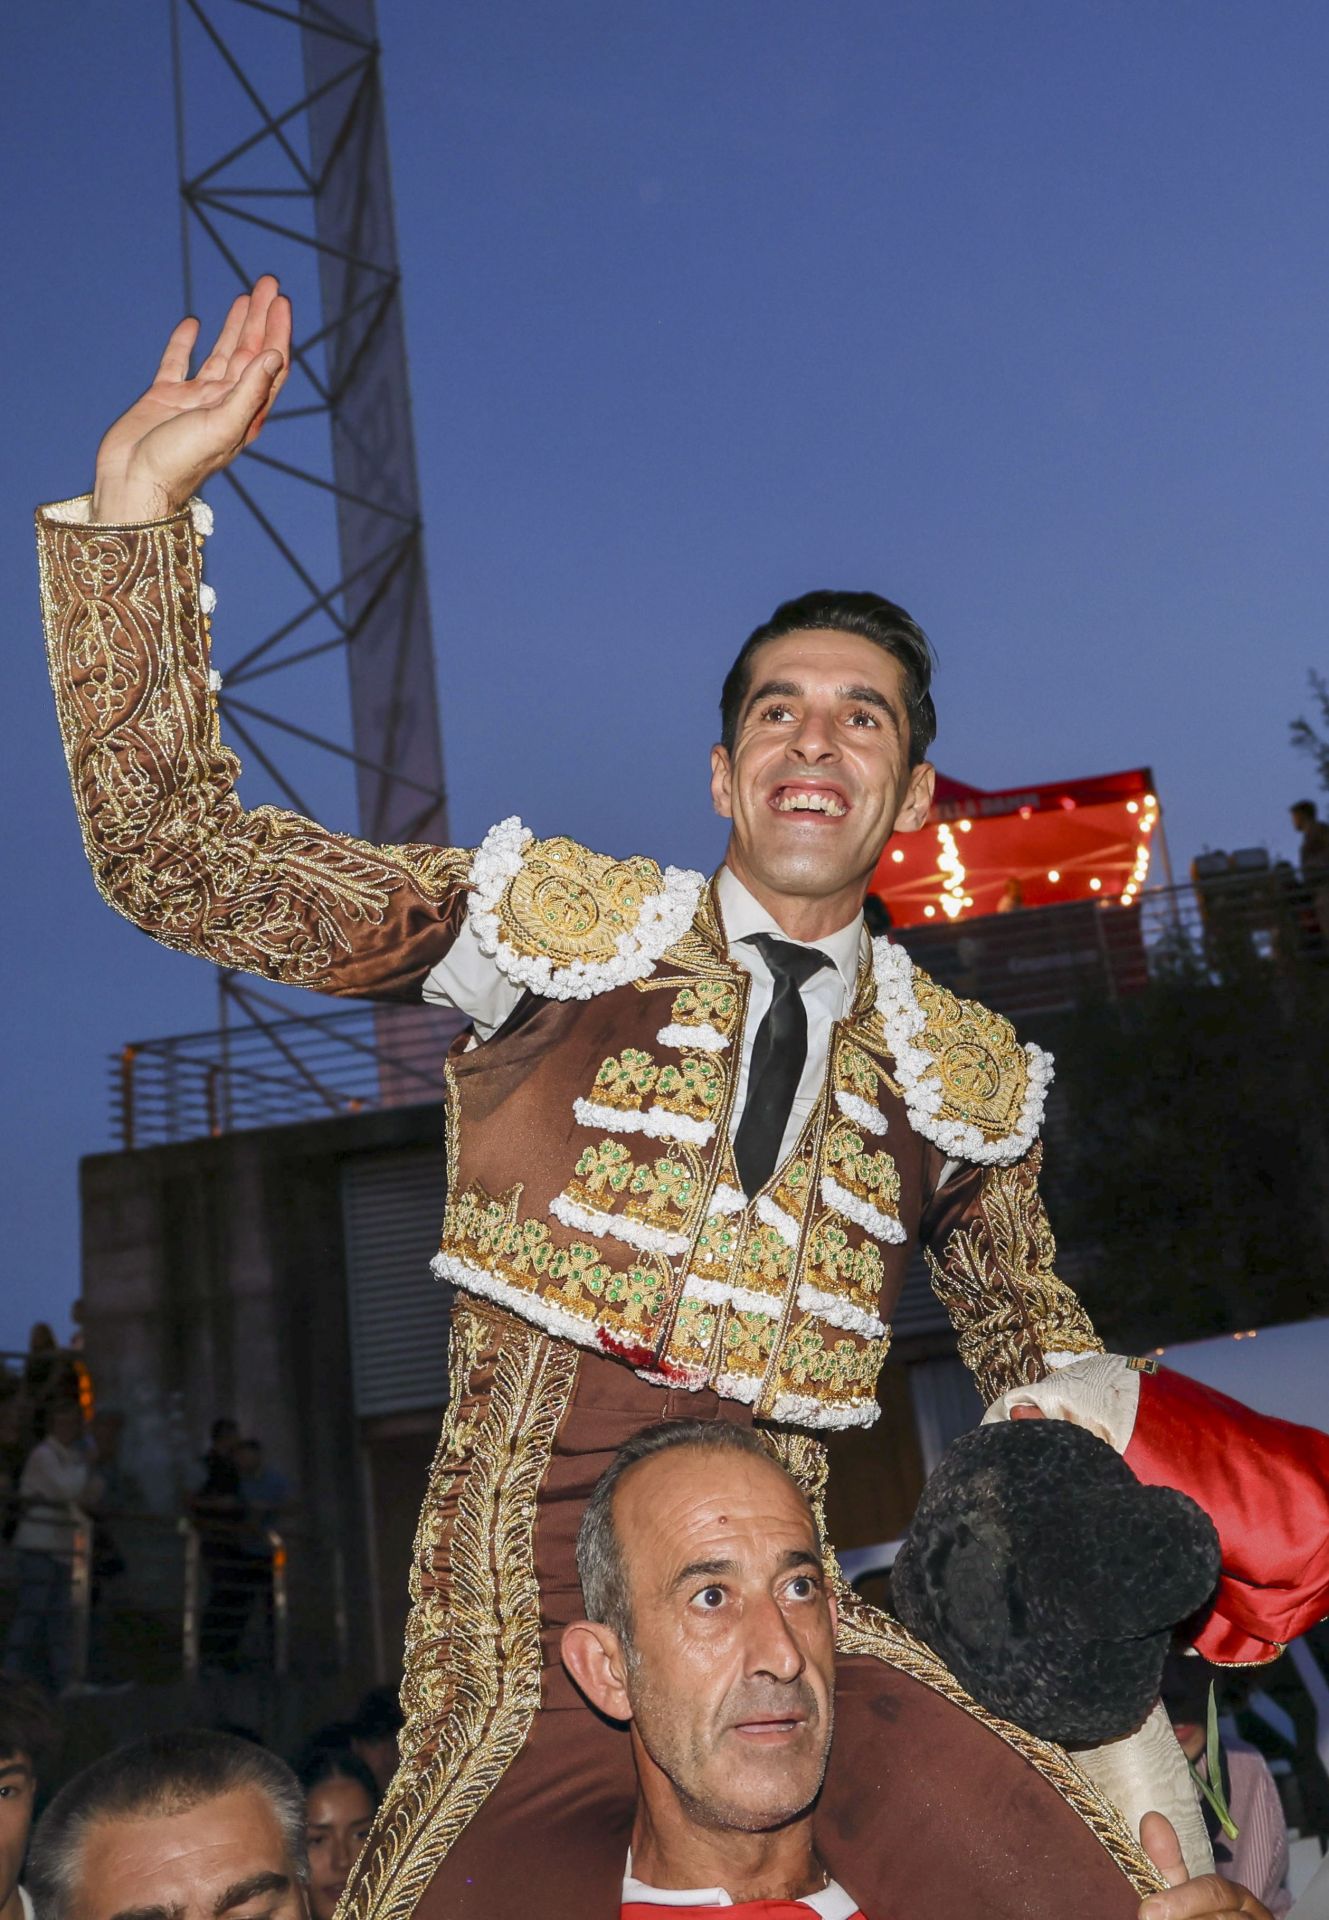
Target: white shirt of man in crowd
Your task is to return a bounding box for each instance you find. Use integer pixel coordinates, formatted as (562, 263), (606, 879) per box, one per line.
(12, 1408), (98, 1561)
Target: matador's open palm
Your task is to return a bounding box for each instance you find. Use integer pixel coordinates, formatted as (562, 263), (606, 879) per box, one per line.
(92, 274), (290, 525)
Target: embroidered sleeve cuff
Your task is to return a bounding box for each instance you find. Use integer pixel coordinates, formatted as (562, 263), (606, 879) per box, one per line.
(37, 493), (212, 535)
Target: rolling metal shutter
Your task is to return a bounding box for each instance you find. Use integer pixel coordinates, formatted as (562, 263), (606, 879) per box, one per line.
(341, 1150), (451, 1417)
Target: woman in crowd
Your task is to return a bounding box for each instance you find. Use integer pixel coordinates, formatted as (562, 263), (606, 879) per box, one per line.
(298, 1747), (381, 1920)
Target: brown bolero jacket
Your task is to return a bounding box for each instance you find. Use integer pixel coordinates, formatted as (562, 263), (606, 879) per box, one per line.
(37, 495), (1101, 1428)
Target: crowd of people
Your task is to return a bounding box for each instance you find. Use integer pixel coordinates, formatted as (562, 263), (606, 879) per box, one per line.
(0, 1428), (1307, 1919)
(0, 1674), (399, 1920)
(1, 1329), (295, 1696)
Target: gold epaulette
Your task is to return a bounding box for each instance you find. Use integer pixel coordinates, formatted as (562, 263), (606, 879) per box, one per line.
(871, 942), (1053, 1165)
(466, 818), (706, 1000)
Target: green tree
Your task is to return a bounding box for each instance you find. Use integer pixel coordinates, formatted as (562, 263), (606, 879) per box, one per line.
(1046, 956), (1329, 1351)
(1291, 669), (1329, 795)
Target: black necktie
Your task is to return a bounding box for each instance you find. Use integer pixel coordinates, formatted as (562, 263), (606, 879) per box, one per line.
(733, 933), (831, 1198)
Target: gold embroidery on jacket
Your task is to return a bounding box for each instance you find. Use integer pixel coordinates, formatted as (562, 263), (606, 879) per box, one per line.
(803, 1217), (885, 1314)
(769, 1157), (812, 1223)
(39, 514), (469, 986)
(590, 1047), (725, 1121)
(668, 1295), (720, 1370)
(912, 971), (1032, 1142)
(739, 1220), (796, 1291)
(688, 1208), (744, 1282)
(836, 1041), (882, 1104)
(833, 1597), (1161, 1896)
(823, 1120), (902, 1219)
(564, 1140), (703, 1233)
(924, 1145), (1103, 1404)
(666, 978), (741, 1033)
(499, 835), (665, 964)
(722, 1308), (778, 1379)
(775, 1315), (884, 1406)
(343, 1301), (579, 1920)
(449, 1183), (670, 1328)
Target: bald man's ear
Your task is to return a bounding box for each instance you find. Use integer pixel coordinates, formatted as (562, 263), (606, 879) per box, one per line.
(561, 1620), (634, 1722)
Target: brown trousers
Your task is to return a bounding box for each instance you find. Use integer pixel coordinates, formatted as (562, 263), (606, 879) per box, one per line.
(342, 1301), (1152, 1920)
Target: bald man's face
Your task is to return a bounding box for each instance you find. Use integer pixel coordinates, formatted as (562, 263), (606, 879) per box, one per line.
(73, 1786), (306, 1920)
(614, 1447), (837, 1834)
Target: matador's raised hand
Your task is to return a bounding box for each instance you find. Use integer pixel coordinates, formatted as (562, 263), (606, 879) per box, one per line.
(92, 274), (290, 525)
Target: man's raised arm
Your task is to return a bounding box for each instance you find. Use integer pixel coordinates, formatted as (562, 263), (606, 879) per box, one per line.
(37, 277), (473, 1002)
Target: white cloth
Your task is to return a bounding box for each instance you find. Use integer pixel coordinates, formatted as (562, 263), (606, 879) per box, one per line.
(12, 1437), (92, 1558)
(982, 1351), (1142, 1452)
(623, 1857), (859, 1916)
(423, 863), (865, 1168)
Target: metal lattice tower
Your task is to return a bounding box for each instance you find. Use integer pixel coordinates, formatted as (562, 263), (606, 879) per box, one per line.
(171, 0), (446, 848)
(169, 0), (451, 1112)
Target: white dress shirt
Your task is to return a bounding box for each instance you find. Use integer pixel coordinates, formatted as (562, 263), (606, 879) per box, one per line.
(422, 863), (865, 1166)
(715, 865), (865, 1165)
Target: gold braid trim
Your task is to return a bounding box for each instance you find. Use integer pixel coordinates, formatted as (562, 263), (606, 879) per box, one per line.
(37, 504), (469, 986)
(832, 1601), (1164, 1898)
(340, 1307), (579, 1920)
(925, 1145), (1103, 1403)
(763, 1427), (1161, 1901)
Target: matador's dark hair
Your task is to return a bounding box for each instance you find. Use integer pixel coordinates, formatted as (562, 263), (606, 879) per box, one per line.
(720, 589), (938, 765)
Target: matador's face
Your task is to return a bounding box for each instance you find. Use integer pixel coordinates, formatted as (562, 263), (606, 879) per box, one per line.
(710, 629), (934, 927)
(614, 1446), (838, 1835)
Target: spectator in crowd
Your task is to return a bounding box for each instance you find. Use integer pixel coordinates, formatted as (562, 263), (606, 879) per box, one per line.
(1291, 798), (1329, 950)
(192, 1419), (252, 1672)
(236, 1440), (291, 1531)
(26, 1729), (308, 1920)
(3, 1402), (99, 1695)
(297, 1747), (379, 1920)
(562, 1421), (1276, 1920)
(0, 1680), (53, 1920)
(20, 1331), (59, 1412)
(348, 1687), (402, 1796)
(196, 1419), (241, 1503)
(231, 1439), (294, 1662)
(1161, 1655), (1293, 1917)
(84, 1414), (139, 1688)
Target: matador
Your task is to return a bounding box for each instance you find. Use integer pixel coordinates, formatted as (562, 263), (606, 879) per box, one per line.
(36, 279), (1329, 1920)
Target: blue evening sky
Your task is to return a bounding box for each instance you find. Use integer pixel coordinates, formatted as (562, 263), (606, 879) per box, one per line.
(2, 3), (1326, 1347)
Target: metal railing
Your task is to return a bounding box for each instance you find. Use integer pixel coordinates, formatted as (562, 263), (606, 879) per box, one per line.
(109, 872), (1328, 1149)
(113, 985), (467, 1150)
(893, 867), (1327, 1018)
(0, 1500), (348, 1691)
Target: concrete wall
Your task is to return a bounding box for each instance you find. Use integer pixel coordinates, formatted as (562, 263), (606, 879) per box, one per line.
(79, 1101), (447, 1676)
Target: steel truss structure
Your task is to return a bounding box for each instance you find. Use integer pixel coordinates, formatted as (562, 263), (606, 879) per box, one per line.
(168, 0), (453, 1116)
